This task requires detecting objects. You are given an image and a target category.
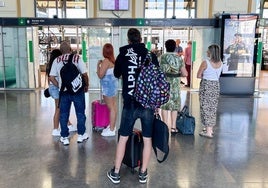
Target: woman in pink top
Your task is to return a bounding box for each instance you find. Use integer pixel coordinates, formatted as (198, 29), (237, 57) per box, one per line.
(184, 41), (192, 87)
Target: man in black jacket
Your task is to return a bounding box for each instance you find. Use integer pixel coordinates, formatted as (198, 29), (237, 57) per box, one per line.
(107, 28), (158, 184)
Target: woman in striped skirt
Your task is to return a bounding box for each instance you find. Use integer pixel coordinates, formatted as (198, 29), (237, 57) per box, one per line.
(197, 44), (223, 138)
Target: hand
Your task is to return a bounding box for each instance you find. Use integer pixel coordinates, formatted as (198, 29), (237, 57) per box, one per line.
(84, 85), (89, 92)
(98, 60), (102, 68)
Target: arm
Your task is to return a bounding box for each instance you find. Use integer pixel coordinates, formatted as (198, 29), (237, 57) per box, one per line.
(97, 59), (109, 79)
(49, 59), (59, 87)
(82, 73), (89, 92)
(49, 76), (58, 87)
(197, 60), (207, 79)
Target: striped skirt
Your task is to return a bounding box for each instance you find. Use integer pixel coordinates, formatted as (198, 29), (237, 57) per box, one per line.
(199, 79), (220, 127)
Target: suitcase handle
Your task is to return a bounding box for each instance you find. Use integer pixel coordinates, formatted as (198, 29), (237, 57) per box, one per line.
(99, 80), (105, 104)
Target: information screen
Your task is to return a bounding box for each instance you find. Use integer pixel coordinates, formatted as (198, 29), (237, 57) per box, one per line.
(221, 14), (258, 76)
(99, 0), (129, 11)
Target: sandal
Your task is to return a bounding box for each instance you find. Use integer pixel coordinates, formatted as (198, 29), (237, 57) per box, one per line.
(199, 131), (213, 139)
(202, 127), (214, 135)
(171, 128), (179, 134)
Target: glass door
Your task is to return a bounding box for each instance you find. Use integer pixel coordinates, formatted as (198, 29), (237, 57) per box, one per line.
(191, 27), (219, 89)
(0, 26), (4, 88)
(37, 25), (113, 90)
(2, 27), (29, 89)
(83, 26), (113, 89)
(0, 26), (40, 89)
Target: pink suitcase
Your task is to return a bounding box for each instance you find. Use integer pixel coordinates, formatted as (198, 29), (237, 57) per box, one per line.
(91, 100), (110, 131)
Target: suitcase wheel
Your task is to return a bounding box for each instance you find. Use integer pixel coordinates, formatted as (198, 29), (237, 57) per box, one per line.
(92, 126), (105, 132)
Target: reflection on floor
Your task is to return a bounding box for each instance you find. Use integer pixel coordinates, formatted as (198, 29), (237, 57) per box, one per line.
(0, 89), (268, 188)
(258, 70), (268, 90)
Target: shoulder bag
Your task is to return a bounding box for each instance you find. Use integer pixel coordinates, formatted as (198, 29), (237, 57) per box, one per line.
(176, 105), (195, 135)
(152, 114), (169, 163)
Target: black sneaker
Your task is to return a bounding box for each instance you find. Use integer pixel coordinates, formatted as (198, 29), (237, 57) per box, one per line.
(107, 168), (120, 184)
(139, 169), (148, 183)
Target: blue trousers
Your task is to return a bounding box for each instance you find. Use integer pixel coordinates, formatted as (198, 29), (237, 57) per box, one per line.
(59, 91), (86, 137)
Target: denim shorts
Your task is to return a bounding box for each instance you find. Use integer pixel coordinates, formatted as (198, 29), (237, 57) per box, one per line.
(49, 84), (59, 99)
(118, 101), (154, 138)
(100, 74), (117, 97)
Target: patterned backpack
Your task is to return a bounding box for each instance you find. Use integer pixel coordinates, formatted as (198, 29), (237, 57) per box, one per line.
(134, 52), (170, 109)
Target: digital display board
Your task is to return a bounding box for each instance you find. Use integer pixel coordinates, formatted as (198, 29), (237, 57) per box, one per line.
(221, 14), (258, 76)
(99, 0), (129, 11)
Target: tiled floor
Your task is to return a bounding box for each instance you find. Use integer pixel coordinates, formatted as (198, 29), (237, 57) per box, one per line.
(258, 70), (268, 90)
(0, 87), (268, 188)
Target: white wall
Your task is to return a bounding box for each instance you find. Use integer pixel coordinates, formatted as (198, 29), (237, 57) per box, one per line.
(196, 0), (210, 18)
(0, 0), (256, 19)
(0, 0), (34, 17)
(0, 0), (17, 17)
(212, 0), (249, 15)
(20, 0), (35, 17)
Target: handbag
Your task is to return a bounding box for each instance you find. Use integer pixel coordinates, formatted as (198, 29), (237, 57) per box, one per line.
(176, 105), (195, 135)
(152, 114), (169, 163)
(44, 88), (51, 98)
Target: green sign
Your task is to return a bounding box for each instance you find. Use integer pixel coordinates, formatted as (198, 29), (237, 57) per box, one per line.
(192, 41), (196, 62)
(146, 41), (151, 51)
(18, 18), (26, 26)
(137, 19), (145, 26)
(257, 42), (263, 64)
(28, 41), (34, 63)
(82, 40), (87, 63)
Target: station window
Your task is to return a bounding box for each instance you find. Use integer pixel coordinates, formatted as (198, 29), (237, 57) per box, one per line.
(145, 0), (196, 18)
(258, 0), (268, 18)
(35, 0), (87, 18)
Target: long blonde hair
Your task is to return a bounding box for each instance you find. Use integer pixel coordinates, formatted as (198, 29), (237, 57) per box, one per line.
(208, 44), (221, 62)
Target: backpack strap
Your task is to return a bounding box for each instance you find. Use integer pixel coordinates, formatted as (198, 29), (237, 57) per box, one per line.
(67, 53), (74, 65)
(144, 51), (152, 66)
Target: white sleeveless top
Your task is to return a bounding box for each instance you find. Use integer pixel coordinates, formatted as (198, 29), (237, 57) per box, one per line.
(105, 67), (114, 75)
(202, 59), (223, 81)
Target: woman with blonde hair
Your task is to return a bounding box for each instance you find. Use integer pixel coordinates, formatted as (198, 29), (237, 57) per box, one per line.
(197, 44), (223, 138)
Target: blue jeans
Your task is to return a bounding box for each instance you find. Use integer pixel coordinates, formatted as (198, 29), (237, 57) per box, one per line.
(118, 101), (154, 138)
(59, 91), (86, 137)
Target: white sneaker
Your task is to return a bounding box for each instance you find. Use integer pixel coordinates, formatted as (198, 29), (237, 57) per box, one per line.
(77, 133), (89, 143)
(68, 125), (77, 132)
(101, 128), (116, 137)
(52, 129), (61, 136)
(102, 125), (110, 133)
(60, 137), (69, 145)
